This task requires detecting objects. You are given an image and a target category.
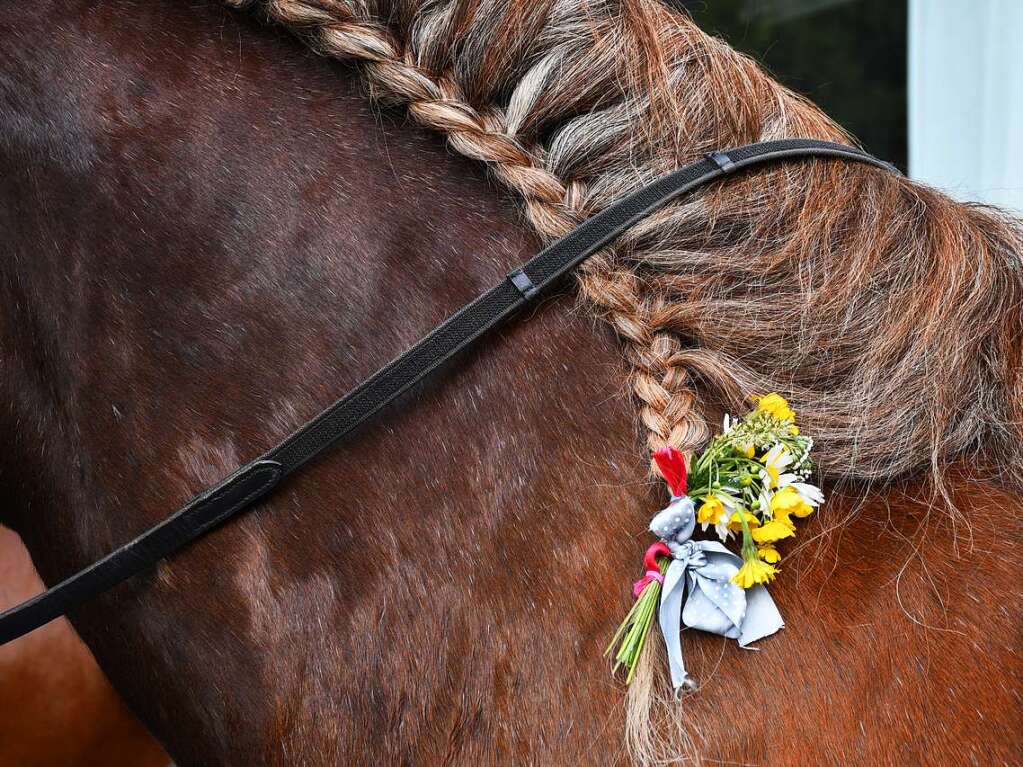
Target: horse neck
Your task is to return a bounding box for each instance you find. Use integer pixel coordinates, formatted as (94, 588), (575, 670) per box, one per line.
(6, 4), (1021, 767)
(0, 1), (650, 762)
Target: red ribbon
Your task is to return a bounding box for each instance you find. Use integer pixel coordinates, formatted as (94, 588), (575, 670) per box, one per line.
(633, 541), (671, 596)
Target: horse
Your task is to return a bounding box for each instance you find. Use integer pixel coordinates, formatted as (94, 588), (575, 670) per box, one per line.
(1, 1), (1020, 764)
(0, 526), (169, 766)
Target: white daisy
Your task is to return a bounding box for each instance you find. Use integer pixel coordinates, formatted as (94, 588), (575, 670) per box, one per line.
(759, 443), (794, 490)
(714, 518), (733, 542)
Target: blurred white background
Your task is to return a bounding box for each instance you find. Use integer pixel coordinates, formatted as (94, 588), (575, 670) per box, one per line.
(910, 0), (1023, 212)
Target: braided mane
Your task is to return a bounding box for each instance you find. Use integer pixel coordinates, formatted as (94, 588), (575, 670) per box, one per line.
(227, 0), (1023, 490)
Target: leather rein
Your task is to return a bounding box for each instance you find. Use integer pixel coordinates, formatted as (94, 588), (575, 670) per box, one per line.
(0, 138), (897, 645)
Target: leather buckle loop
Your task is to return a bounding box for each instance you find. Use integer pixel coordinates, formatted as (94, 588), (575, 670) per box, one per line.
(705, 151), (736, 173)
(508, 268), (539, 300)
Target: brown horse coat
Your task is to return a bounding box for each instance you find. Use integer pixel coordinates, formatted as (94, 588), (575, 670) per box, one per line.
(0, 1), (1020, 765)
(0, 527), (168, 766)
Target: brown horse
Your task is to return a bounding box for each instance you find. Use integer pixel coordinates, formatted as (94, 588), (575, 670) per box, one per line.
(1, 1), (1020, 765)
(0, 527), (169, 766)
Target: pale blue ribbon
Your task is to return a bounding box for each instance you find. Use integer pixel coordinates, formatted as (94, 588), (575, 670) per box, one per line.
(649, 497), (784, 692)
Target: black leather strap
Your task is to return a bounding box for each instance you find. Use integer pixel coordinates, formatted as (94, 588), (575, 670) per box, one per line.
(0, 139), (895, 644)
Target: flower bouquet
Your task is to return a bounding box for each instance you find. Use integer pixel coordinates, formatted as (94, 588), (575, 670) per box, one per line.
(608, 393), (823, 691)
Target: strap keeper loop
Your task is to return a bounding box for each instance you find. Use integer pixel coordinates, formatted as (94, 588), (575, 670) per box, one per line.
(509, 268), (540, 300)
(706, 150), (736, 173)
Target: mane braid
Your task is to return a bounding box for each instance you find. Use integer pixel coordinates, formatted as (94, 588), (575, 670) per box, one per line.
(228, 0), (722, 464)
(225, 0), (1023, 491)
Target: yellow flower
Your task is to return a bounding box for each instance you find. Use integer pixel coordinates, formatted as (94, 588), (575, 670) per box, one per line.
(740, 442), (755, 458)
(792, 501), (815, 518)
(788, 425), (800, 436)
(771, 485), (801, 513)
(758, 545), (781, 564)
(727, 510), (760, 533)
(697, 496), (726, 525)
(755, 393), (796, 422)
(731, 558), (778, 588)
(752, 519), (796, 544)
(771, 506), (795, 529)
(771, 485), (814, 520)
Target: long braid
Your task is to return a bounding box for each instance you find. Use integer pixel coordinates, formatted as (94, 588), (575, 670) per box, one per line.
(232, 0), (711, 461)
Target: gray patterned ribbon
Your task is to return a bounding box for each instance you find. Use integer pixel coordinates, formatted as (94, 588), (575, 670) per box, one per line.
(650, 497), (784, 691)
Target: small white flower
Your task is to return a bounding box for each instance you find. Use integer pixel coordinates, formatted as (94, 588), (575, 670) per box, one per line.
(776, 471), (800, 487)
(713, 491), (742, 541)
(759, 443), (794, 489)
(714, 519), (733, 542)
(790, 480), (825, 507)
(714, 490), (741, 509)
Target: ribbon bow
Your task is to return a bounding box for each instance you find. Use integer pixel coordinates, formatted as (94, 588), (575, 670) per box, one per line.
(649, 496), (784, 692)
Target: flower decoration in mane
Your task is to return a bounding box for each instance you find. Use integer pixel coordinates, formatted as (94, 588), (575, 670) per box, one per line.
(608, 393), (823, 691)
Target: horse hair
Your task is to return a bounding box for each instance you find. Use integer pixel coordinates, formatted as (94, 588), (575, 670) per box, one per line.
(217, 6), (1023, 755)
(0, 2), (1017, 763)
(226, 0), (1023, 494)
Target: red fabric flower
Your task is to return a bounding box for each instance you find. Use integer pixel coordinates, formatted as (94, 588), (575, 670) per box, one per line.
(653, 446), (687, 497)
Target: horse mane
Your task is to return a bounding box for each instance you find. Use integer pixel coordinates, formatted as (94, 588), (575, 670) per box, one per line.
(226, 0), (1023, 491)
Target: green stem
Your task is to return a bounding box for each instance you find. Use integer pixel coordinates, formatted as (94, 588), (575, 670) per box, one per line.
(607, 557), (670, 683)
(625, 557), (669, 683)
(735, 507), (757, 560)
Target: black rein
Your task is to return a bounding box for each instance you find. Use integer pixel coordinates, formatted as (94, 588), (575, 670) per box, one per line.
(0, 138), (896, 644)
